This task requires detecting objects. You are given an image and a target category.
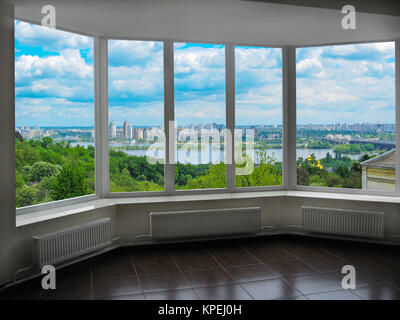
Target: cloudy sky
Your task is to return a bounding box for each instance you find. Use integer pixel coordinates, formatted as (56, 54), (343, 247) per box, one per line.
(15, 21), (94, 127)
(297, 42), (395, 125)
(15, 20), (395, 128)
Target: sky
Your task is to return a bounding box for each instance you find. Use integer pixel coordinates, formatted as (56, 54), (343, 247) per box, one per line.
(297, 42), (395, 124)
(15, 20), (395, 127)
(15, 20), (94, 127)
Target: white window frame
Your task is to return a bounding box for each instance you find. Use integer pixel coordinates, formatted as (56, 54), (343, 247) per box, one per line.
(14, 17), (400, 215)
(293, 40), (400, 197)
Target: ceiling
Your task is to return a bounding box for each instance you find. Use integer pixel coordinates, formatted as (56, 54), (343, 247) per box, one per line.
(2, 0), (400, 46)
(246, 0), (400, 17)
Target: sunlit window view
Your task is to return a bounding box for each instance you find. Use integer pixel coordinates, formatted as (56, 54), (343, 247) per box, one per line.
(174, 43), (226, 190)
(15, 21), (95, 208)
(108, 40), (164, 192)
(235, 46), (283, 187)
(296, 42), (396, 191)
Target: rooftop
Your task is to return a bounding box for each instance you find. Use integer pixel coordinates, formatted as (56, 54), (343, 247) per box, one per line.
(361, 149), (396, 169)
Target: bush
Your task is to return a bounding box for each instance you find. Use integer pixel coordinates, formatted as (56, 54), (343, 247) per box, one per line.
(309, 175), (326, 186)
(24, 161), (60, 182)
(297, 167), (310, 186)
(326, 173), (344, 188)
(50, 165), (89, 200)
(16, 186), (37, 207)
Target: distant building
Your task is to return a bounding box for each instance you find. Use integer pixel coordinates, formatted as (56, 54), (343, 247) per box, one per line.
(135, 128), (143, 140)
(361, 149), (396, 192)
(109, 121), (117, 139)
(123, 120), (132, 140)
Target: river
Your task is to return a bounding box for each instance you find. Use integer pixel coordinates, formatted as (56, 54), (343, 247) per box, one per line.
(71, 142), (365, 164)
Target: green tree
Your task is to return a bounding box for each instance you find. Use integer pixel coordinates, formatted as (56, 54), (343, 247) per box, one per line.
(16, 186), (37, 207)
(326, 173), (344, 188)
(51, 165), (89, 200)
(25, 161), (60, 183)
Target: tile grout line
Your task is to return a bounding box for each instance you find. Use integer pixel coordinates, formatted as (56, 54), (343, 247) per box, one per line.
(239, 244), (304, 299)
(205, 247), (255, 300)
(129, 249), (146, 300)
(166, 248), (201, 300)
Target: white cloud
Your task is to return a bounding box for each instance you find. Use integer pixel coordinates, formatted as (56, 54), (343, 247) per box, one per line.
(15, 20), (92, 50)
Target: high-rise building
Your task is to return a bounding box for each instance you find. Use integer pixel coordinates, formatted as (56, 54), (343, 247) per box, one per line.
(135, 128), (143, 140)
(123, 120), (132, 140)
(110, 121), (117, 139)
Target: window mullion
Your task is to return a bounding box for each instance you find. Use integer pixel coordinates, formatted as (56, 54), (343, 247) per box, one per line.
(225, 43), (235, 191)
(164, 40), (175, 194)
(283, 46), (297, 190)
(94, 37), (109, 197)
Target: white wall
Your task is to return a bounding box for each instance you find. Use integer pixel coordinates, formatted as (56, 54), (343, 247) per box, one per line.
(5, 195), (400, 287)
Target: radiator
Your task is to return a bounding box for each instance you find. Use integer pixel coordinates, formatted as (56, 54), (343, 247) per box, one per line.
(150, 207), (261, 240)
(33, 218), (112, 267)
(301, 206), (384, 239)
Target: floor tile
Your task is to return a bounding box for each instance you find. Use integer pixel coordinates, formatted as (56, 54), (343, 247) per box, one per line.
(277, 295), (309, 300)
(241, 278), (301, 300)
(91, 250), (136, 278)
(194, 284), (253, 300)
(140, 272), (190, 292)
(183, 268), (234, 288)
(226, 264), (279, 283)
(132, 250), (179, 275)
(306, 289), (362, 300)
(96, 293), (146, 300)
(5, 235), (400, 301)
(93, 275), (142, 298)
(208, 247), (259, 267)
(264, 260), (318, 277)
(170, 248), (219, 271)
(145, 289), (199, 300)
(40, 263), (92, 300)
(323, 269), (378, 288)
(301, 254), (348, 273)
(351, 284), (400, 300)
(244, 243), (297, 263)
(285, 274), (342, 295)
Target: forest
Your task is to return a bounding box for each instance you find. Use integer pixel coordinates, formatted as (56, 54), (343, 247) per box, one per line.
(15, 135), (371, 208)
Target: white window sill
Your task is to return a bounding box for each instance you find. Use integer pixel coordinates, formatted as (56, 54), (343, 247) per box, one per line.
(16, 190), (400, 227)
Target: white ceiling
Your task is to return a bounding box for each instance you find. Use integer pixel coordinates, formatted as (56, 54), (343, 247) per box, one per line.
(4, 0), (400, 45)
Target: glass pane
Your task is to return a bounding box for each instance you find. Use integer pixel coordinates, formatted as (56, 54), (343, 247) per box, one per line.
(108, 40), (164, 192)
(174, 43), (226, 190)
(296, 42), (396, 192)
(235, 46), (283, 187)
(15, 21), (95, 208)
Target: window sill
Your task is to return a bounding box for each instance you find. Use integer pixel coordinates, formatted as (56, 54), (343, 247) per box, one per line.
(16, 190), (400, 227)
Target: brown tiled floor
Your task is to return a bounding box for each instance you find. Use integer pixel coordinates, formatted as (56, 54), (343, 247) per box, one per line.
(1, 235), (400, 300)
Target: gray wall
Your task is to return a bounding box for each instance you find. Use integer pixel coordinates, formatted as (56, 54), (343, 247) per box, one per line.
(0, 2), (16, 286)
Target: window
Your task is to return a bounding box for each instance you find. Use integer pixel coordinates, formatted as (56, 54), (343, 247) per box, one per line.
(15, 25), (399, 212)
(296, 42), (396, 192)
(235, 46), (283, 187)
(15, 21), (95, 208)
(108, 40), (164, 192)
(174, 43), (226, 190)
